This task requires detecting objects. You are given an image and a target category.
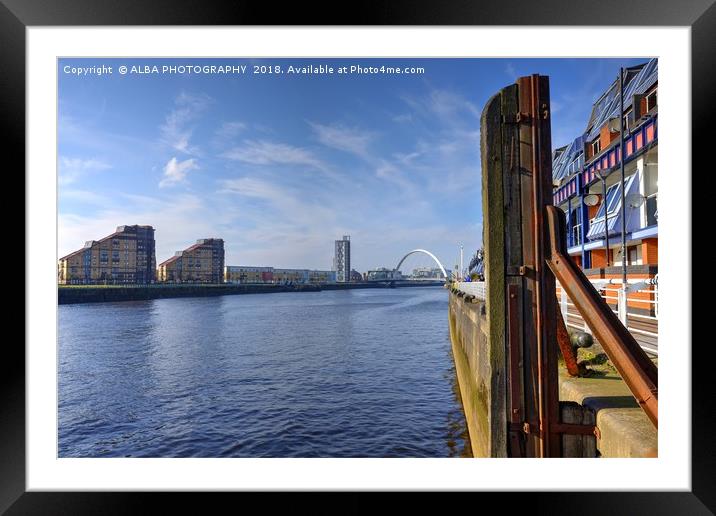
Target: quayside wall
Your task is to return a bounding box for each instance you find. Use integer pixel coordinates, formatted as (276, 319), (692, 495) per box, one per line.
(448, 288), (658, 458)
(58, 281), (444, 305)
(448, 290), (504, 458)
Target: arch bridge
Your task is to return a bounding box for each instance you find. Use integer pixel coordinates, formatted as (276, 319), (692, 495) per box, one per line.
(394, 249), (449, 279)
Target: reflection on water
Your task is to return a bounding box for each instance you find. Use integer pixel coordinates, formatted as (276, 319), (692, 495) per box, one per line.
(59, 287), (471, 457)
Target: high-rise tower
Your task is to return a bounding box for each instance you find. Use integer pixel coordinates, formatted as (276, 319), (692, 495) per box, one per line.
(333, 235), (351, 283)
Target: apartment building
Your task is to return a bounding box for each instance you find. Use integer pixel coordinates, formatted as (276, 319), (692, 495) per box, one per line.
(58, 225), (156, 285)
(157, 238), (225, 283)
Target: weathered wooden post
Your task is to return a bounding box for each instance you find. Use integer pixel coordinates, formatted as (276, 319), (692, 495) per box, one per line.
(481, 75), (562, 457)
(480, 88), (509, 458)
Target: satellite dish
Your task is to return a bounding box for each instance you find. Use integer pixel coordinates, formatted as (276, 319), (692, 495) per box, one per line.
(626, 193), (645, 209)
(583, 194), (600, 206)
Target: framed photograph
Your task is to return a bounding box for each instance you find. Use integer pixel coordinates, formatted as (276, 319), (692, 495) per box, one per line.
(8, 0), (711, 512)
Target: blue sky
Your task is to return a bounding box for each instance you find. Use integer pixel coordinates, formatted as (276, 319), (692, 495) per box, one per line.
(58, 57), (647, 272)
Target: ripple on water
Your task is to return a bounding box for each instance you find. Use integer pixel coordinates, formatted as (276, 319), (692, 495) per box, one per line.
(58, 287), (471, 457)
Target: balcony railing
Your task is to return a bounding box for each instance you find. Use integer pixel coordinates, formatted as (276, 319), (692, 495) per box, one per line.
(454, 281), (486, 300)
(452, 278), (657, 355)
(556, 277), (658, 356)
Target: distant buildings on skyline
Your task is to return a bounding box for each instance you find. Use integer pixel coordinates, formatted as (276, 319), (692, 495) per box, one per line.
(59, 228), (364, 286)
(225, 266), (335, 285)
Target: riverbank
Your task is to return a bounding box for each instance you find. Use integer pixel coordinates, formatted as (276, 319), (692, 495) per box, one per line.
(58, 281), (445, 304)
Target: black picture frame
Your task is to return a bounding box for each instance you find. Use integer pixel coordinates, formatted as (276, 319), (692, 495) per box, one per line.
(6, 0), (711, 513)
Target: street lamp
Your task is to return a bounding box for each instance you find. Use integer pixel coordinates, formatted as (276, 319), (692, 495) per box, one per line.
(459, 244), (464, 280)
(619, 66), (628, 286)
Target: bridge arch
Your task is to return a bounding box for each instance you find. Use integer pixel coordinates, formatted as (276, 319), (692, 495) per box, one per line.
(395, 249), (448, 278)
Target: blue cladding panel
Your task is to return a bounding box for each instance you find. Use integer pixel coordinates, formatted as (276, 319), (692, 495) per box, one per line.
(552, 59), (657, 188)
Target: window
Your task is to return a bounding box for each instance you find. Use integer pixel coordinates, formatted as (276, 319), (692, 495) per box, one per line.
(595, 183), (620, 219)
(567, 154), (583, 176)
(572, 223), (582, 247)
(594, 174), (638, 219)
(646, 194), (658, 226)
(591, 139), (601, 156)
(623, 108), (632, 132)
(645, 89), (657, 112)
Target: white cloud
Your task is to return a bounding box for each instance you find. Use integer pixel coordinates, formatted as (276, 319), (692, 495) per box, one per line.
(159, 157), (198, 188)
(215, 121), (246, 140)
(217, 176), (346, 268)
(60, 189), (110, 205)
(221, 140), (327, 171)
(375, 160), (415, 193)
(309, 122), (374, 158)
(401, 88), (481, 124)
(219, 176), (284, 201)
(392, 113), (413, 123)
(428, 89), (481, 119)
(58, 157), (111, 185)
(159, 92), (212, 155)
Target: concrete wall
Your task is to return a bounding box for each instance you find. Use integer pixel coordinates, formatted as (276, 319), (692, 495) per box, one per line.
(448, 291), (505, 457)
(559, 370), (658, 458)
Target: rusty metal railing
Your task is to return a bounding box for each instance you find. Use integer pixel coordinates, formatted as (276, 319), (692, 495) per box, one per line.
(545, 205), (658, 428)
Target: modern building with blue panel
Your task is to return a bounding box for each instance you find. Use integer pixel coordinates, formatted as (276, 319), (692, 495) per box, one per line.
(551, 59), (658, 286)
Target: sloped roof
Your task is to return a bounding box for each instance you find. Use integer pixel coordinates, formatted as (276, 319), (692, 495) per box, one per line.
(552, 58), (657, 182)
(158, 240), (214, 267)
(58, 229), (122, 261)
(158, 255), (181, 267)
(552, 135), (585, 182)
(583, 59), (658, 143)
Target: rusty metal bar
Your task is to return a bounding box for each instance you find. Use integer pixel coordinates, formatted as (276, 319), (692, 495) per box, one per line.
(528, 75), (548, 458)
(519, 74), (561, 457)
(544, 205), (658, 428)
(556, 310), (580, 377)
(552, 423), (601, 440)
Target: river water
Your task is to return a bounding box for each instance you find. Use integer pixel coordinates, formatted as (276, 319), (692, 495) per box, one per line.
(58, 287), (471, 457)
